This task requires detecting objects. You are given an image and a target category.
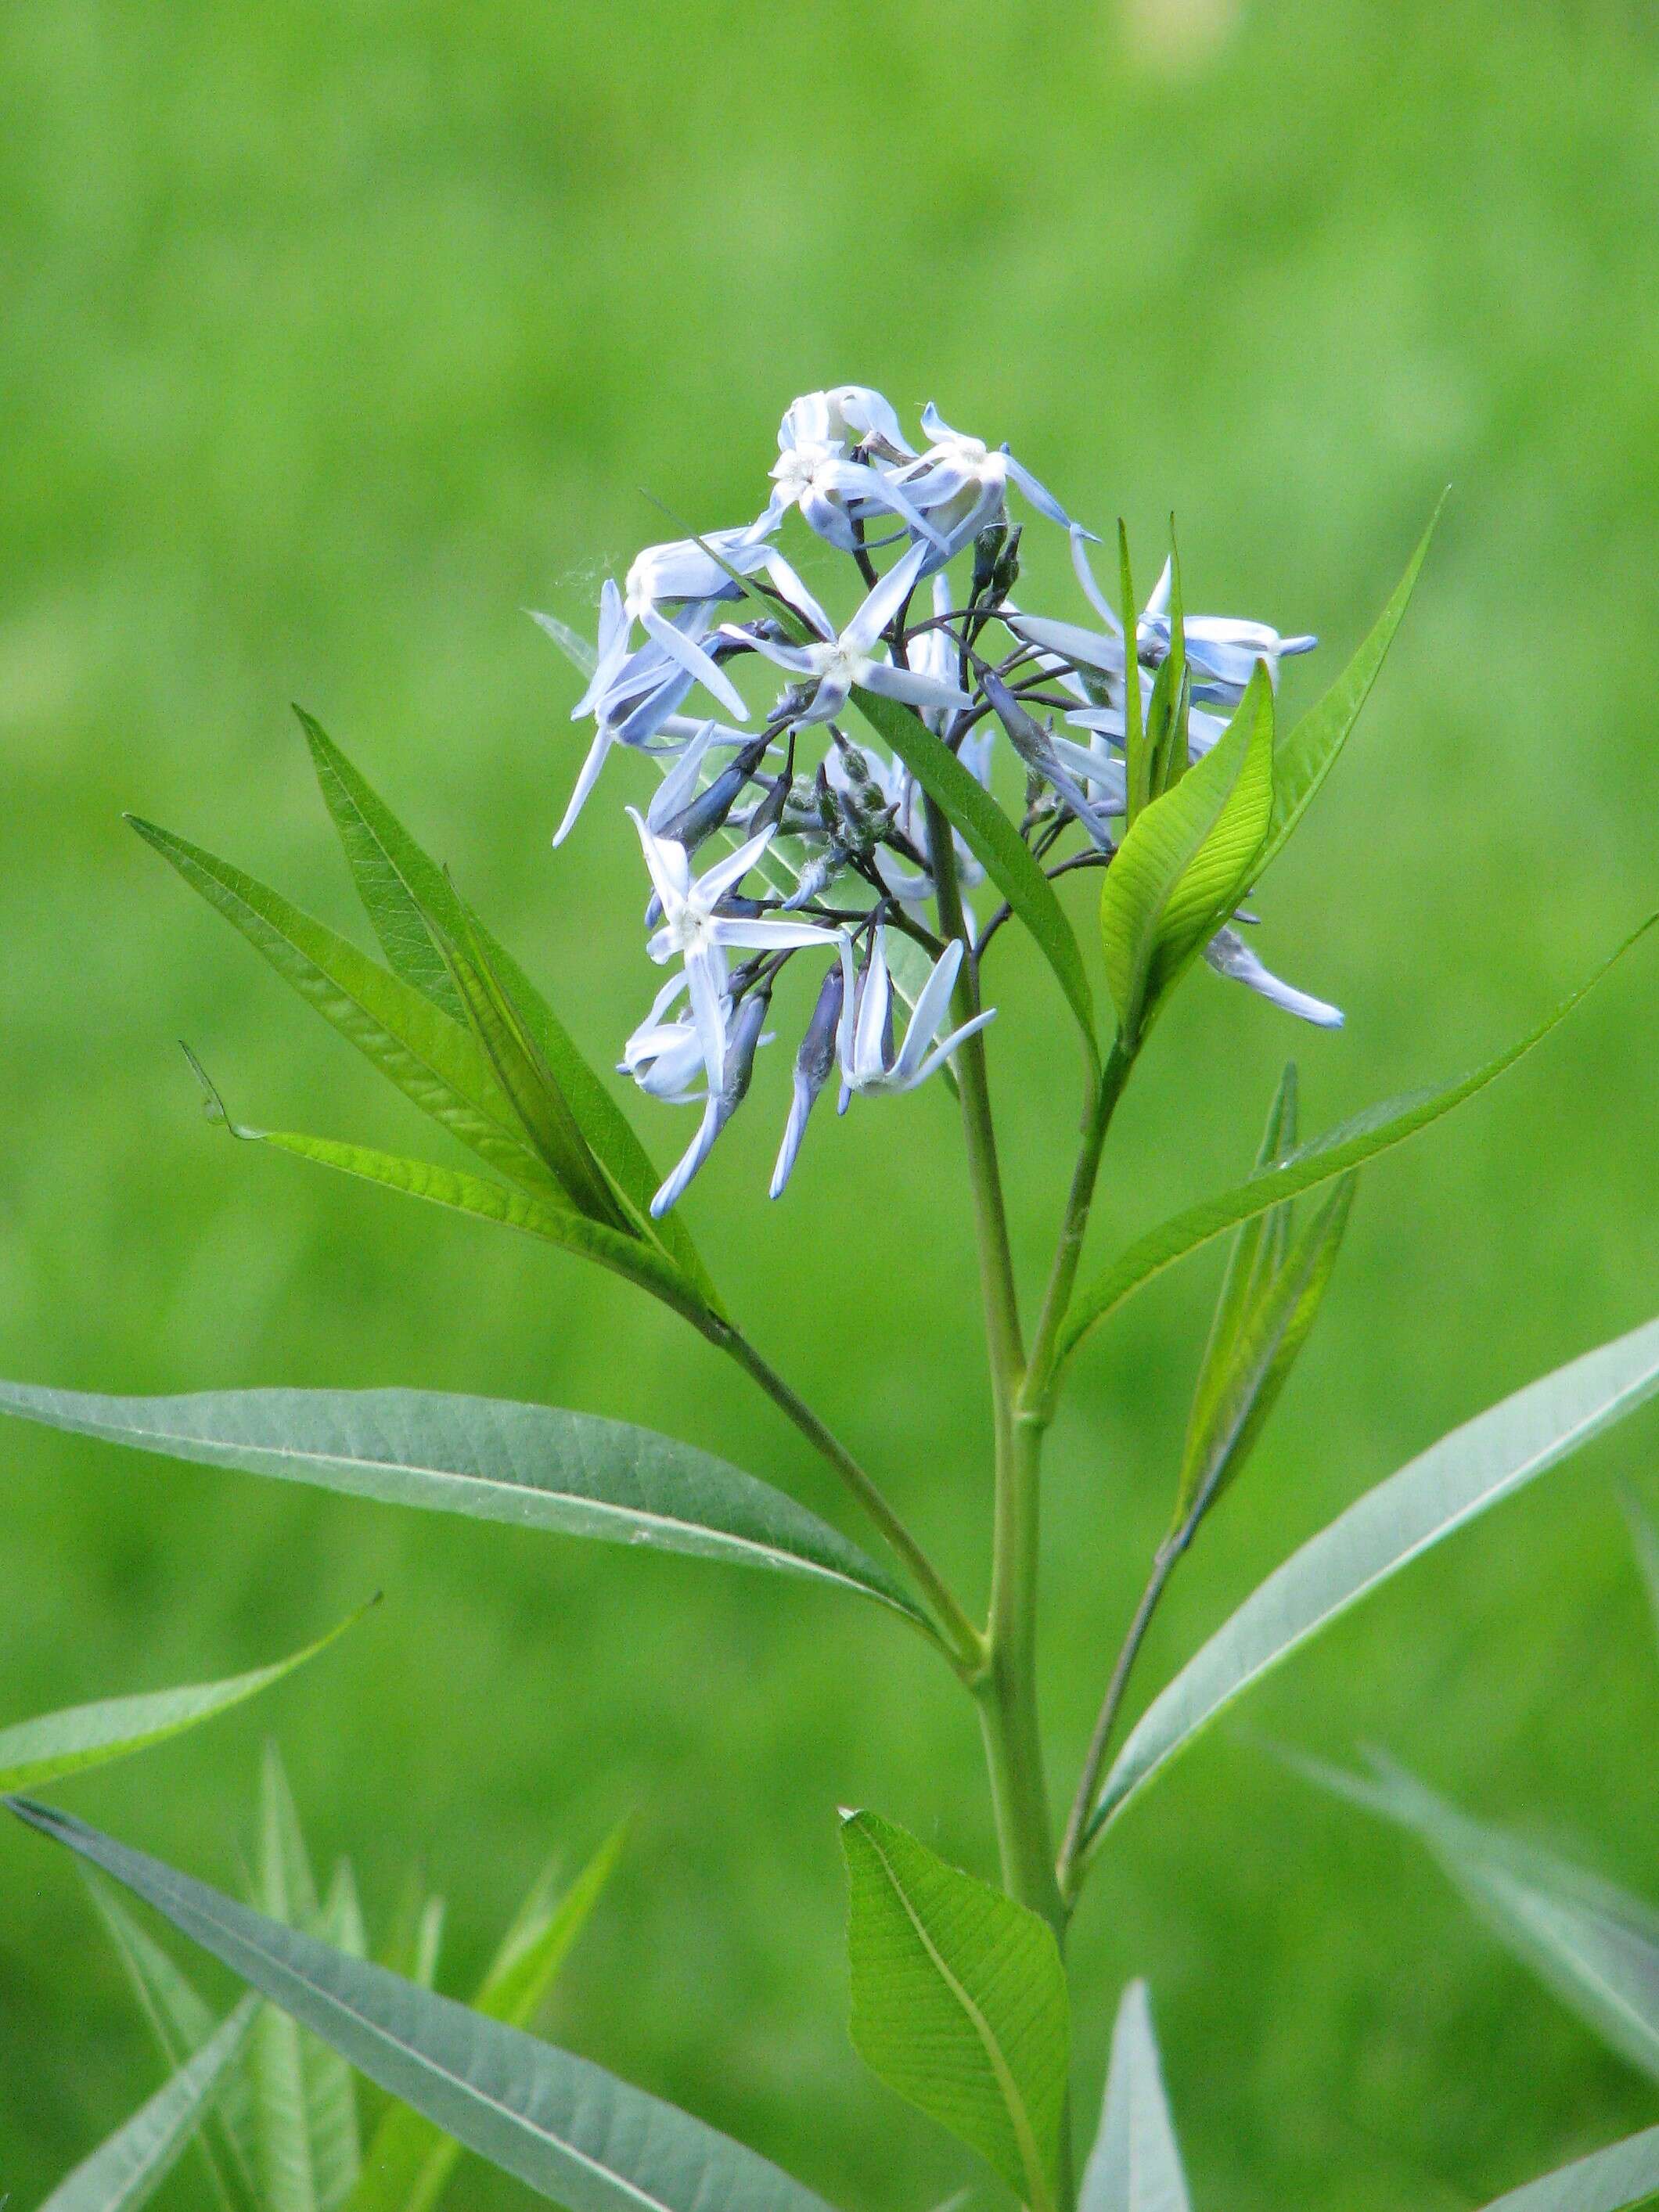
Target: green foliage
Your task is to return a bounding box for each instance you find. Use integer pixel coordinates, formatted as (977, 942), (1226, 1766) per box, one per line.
(1098, 665), (1274, 1048)
(840, 1810), (1069, 2210)
(36, 2002), (258, 2212)
(0, 1381), (928, 1625)
(1061, 916), (1659, 1363)
(0, 1613), (361, 1795)
(1476, 2126), (1659, 2212)
(1087, 1311), (1659, 1843)
(1078, 1982), (1191, 2212)
(12, 1800), (837, 2212)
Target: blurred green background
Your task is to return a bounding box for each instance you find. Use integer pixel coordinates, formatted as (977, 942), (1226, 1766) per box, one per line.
(3, 0), (1658, 2204)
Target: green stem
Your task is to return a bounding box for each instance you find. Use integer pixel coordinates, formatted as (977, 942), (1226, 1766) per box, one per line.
(719, 1326), (984, 1675)
(1021, 1038), (1135, 1426)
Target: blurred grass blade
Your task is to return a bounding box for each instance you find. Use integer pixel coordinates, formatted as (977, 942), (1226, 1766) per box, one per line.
(1060, 916), (1657, 1365)
(377, 1878), (445, 1991)
(291, 718), (714, 1301)
(352, 1824), (628, 2212)
(1297, 1750), (1659, 2081)
(0, 1382), (930, 1628)
(199, 1112), (714, 1331)
(1086, 1310), (1659, 1844)
(1619, 1483), (1659, 1657)
(253, 1746), (361, 2212)
(85, 1873), (259, 2210)
(851, 682), (1099, 1076)
(0, 1609), (362, 1793)
(10, 1803), (837, 2212)
(1172, 1173), (1356, 1529)
(129, 818), (555, 1197)
(37, 1997), (258, 2212)
(840, 1809), (1068, 2211)
(1476, 2125), (1659, 2212)
(1255, 494), (1444, 881)
(1099, 665), (1273, 1047)
(1078, 1980), (1191, 2212)
(529, 609), (597, 680)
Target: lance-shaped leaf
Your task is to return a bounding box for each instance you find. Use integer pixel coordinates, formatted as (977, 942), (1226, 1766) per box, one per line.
(86, 1876), (259, 2210)
(1254, 494), (1445, 883)
(9, 1803), (837, 2212)
(1171, 1173), (1356, 1531)
(0, 1383), (930, 1630)
(1477, 2125), (1659, 2212)
(1118, 523), (1148, 822)
(1060, 915), (1657, 1365)
(351, 1825), (627, 2212)
(1078, 1981), (1191, 2212)
(1143, 528), (1188, 807)
(297, 712), (715, 1304)
(0, 1608), (362, 1793)
(840, 1809), (1069, 2211)
(852, 682), (1099, 1075)
(252, 1749), (360, 2212)
(36, 1997), (258, 2212)
(129, 818), (554, 1198)
(1296, 1750), (1659, 2081)
(1085, 1309), (1659, 1847)
(1620, 1483), (1659, 1656)
(1098, 665), (1274, 1048)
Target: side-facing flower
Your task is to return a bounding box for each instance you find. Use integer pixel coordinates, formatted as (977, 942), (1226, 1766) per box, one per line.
(728, 540), (972, 728)
(650, 979), (775, 1217)
(838, 930), (995, 1102)
(630, 811), (837, 1094)
(765, 390), (941, 553)
(893, 403), (1081, 569)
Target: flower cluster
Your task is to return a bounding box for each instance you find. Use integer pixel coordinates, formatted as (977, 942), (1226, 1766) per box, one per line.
(545, 384), (1337, 1216)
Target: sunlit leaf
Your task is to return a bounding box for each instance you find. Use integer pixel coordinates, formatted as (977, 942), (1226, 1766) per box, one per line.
(1060, 916), (1657, 1365)
(0, 1382), (929, 1627)
(1098, 666), (1273, 1047)
(1087, 1311), (1659, 1843)
(352, 1824), (627, 2212)
(840, 1809), (1068, 2210)
(36, 1998), (258, 2212)
(1476, 2124), (1659, 2212)
(1296, 1750), (1659, 2081)
(10, 1803), (837, 2212)
(0, 1609), (362, 1794)
(1078, 1980), (1191, 2212)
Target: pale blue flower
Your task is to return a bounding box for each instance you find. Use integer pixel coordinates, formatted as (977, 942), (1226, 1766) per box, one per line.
(765, 389), (941, 553)
(837, 931), (995, 1102)
(651, 983), (774, 1217)
(891, 404), (1081, 570)
(1204, 926), (1343, 1028)
(769, 956), (846, 1199)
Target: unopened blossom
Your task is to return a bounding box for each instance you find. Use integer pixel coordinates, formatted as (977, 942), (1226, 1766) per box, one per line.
(1204, 926), (1343, 1029)
(770, 956), (846, 1199)
(838, 932), (995, 1102)
(729, 540), (971, 728)
(631, 813), (837, 1092)
(652, 981), (774, 1217)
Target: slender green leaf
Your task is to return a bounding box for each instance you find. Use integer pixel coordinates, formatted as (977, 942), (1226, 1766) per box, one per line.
(1620, 1483), (1659, 1658)
(0, 1382), (928, 1627)
(1061, 917), (1657, 1364)
(37, 1999), (257, 2212)
(1172, 1174), (1355, 1527)
(1183, 1064), (1298, 1454)
(851, 682), (1098, 1072)
(130, 818), (552, 1197)
(1078, 1981), (1191, 2212)
(377, 1879), (445, 1992)
(85, 1873), (258, 2210)
(1297, 1750), (1659, 2081)
(1476, 2125), (1659, 2212)
(0, 1610), (362, 1794)
(840, 1809), (1068, 2211)
(10, 1803), (837, 2212)
(1099, 666), (1273, 1046)
(1087, 1310), (1659, 1844)
(1255, 495), (1444, 881)
(353, 1825), (627, 2212)
(293, 716), (714, 1303)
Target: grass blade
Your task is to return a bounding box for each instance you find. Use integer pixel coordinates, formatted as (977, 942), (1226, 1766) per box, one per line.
(1078, 1980), (1191, 2212)
(1476, 2126), (1659, 2212)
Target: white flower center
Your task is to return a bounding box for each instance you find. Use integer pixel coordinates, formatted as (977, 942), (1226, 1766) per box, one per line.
(773, 441), (839, 499)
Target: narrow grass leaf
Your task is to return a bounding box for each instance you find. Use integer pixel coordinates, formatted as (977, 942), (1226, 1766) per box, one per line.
(353, 1825), (627, 2212)
(1255, 494), (1445, 881)
(1089, 1311), (1659, 1842)
(851, 683), (1098, 1073)
(1476, 2126), (1659, 2212)
(36, 1998), (257, 2212)
(0, 1383), (928, 1626)
(1619, 1483), (1659, 1659)
(0, 1610), (362, 1794)
(9, 1803), (837, 2212)
(1078, 1980), (1191, 2212)
(840, 1810), (1068, 2210)
(1297, 1750), (1659, 2081)
(1061, 916), (1657, 1364)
